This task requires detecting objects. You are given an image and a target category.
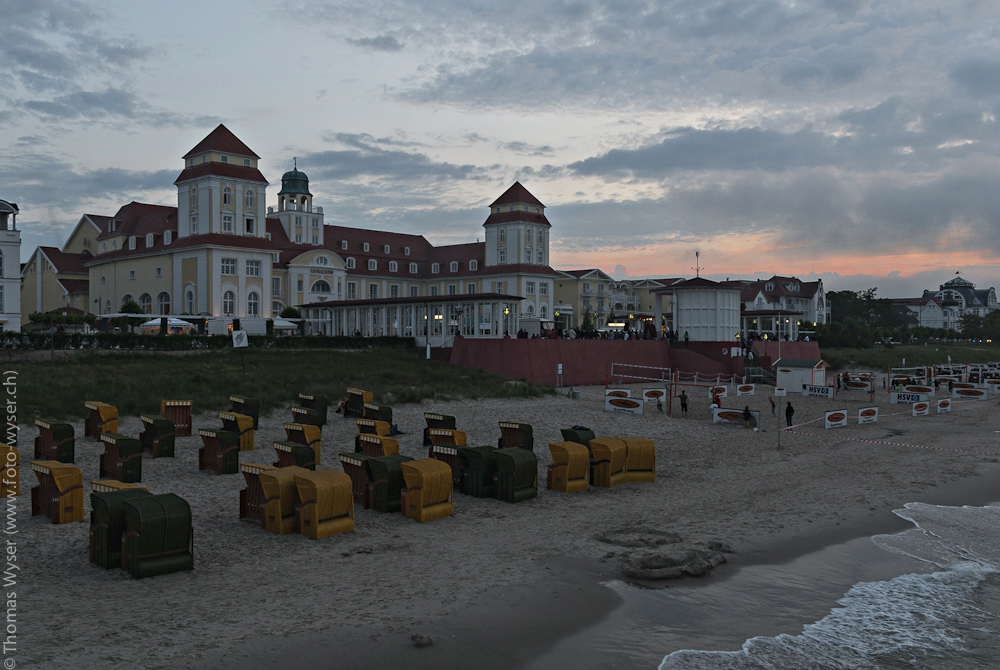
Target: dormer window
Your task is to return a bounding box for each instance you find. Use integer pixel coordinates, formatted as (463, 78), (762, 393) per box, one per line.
(164, 231), (172, 245)
(765, 283), (774, 292)
(389, 261), (398, 272)
(146, 233), (154, 248)
(535, 207), (540, 213)
(404, 246), (410, 255)
(469, 260), (478, 271)
(346, 257), (355, 269)
(128, 236), (136, 250)
(409, 263), (417, 273)
(341, 240), (348, 250)
(432, 263), (440, 274)
(368, 259), (377, 270)
(188, 158), (194, 167)
(363, 242), (370, 252)
(201, 155), (207, 163)
(221, 154), (229, 164)
(450, 261), (458, 272)
(384, 244), (390, 253)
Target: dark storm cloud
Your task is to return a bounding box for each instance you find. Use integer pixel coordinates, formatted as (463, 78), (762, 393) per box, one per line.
(951, 59), (1000, 97)
(301, 134), (485, 181)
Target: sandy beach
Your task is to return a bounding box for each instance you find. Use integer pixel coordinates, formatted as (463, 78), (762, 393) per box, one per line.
(16, 383), (1000, 669)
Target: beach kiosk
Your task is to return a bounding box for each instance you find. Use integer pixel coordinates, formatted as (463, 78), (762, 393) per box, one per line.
(774, 358), (830, 393)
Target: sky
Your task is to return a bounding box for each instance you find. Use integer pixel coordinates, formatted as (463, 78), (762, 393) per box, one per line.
(2, 0), (999, 298)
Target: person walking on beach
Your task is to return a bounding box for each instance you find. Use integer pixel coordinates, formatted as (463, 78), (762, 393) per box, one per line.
(785, 402), (794, 427)
(742, 405), (752, 428)
(679, 390), (688, 414)
(684, 331), (690, 347)
(769, 397), (776, 415)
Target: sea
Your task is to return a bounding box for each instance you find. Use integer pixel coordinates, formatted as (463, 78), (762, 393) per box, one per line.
(527, 503), (1000, 669)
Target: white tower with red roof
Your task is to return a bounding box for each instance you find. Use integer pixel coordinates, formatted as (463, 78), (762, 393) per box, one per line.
(0, 200), (21, 330)
(483, 182), (550, 268)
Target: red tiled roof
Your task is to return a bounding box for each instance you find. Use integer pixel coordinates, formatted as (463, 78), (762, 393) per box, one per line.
(57, 278), (89, 294)
(45, 306), (92, 315)
(183, 124), (259, 159)
(490, 182), (545, 208)
(482, 210), (551, 227)
(174, 162), (268, 185)
(96, 202), (177, 240)
(300, 292), (524, 310)
(39, 247), (88, 274)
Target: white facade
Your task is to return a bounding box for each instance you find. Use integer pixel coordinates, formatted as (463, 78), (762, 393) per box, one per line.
(0, 201), (22, 331)
(673, 283), (741, 341)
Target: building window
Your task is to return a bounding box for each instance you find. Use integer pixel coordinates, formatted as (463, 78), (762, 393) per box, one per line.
(404, 246), (410, 255)
(342, 240), (348, 250)
(295, 234), (302, 243)
(347, 282), (357, 299)
(525, 281), (535, 294)
(509, 206), (514, 212)
(346, 257), (355, 269)
(539, 283), (548, 296)
(223, 186), (232, 206)
(185, 290), (195, 313)
(272, 301), (282, 316)
(221, 154), (229, 164)
(296, 216), (302, 226)
(389, 261), (398, 272)
(190, 215), (198, 234)
(155, 267), (162, 278)
(540, 304), (547, 318)
(469, 260), (478, 271)
(139, 293), (152, 313)
(368, 259), (377, 270)
(432, 263), (440, 273)
(223, 214), (233, 233)
(246, 260), (261, 277)
(146, 233), (153, 248)
(297, 278), (303, 292)
(244, 158), (252, 167)
(221, 258), (237, 276)
(101, 275), (106, 285)
(122, 294), (133, 305)
(448, 284), (457, 295)
(537, 251), (544, 265)
(223, 291), (235, 316)
(467, 283), (476, 294)
(390, 284), (399, 298)
(498, 250), (506, 264)
(311, 235), (318, 245)
(369, 284), (379, 299)
(164, 231), (172, 245)
(157, 291), (170, 315)
(129, 270), (136, 280)
(430, 286), (438, 296)
(526, 304), (534, 315)
(245, 188), (255, 208)
(312, 218), (319, 228)
(765, 283), (774, 292)
(245, 218), (255, 235)
(409, 262), (417, 273)
(247, 292), (259, 316)
(450, 261), (458, 272)
(273, 277), (281, 293)
(499, 229), (505, 244)
(316, 257), (328, 266)
(363, 242), (370, 252)
(410, 286), (418, 297)
(525, 249), (531, 264)
(383, 244), (390, 253)
(312, 279), (331, 294)
(190, 186), (197, 207)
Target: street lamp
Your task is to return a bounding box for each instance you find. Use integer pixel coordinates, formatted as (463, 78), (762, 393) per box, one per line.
(504, 306), (510, 335)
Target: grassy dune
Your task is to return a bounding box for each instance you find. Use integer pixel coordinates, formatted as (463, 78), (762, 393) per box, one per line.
(821, 343), (1000, 371)
(15, 348), (553, 421)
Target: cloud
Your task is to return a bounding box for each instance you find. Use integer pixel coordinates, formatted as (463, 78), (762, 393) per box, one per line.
(347, 35), (404, 51)
(950, 59), (1000, 97)
(497, 141), (555, 157)
(301, 133), (486, 181)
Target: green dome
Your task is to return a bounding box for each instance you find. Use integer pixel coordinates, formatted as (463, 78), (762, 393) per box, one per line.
(278, 167), (311, 196)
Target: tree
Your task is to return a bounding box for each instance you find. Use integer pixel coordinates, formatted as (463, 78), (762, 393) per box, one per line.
(280, 306), (301, 319)
(581, 306), (594, 333)
(118, 300), (146, 332)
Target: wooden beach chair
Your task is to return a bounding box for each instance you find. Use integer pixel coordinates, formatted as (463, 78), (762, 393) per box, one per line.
(84, 401), (118, 439)
(294, 469), (355, 539)
(240, 463), (276, 522)
(139, 415), (176, 458)
(229, 395), (261, 430)
(99, 433), (143, 483)
(344, 388), (372, 418)
(198, 428), (240, 475)
(30, 461), (84, 523)
(400, 459), (453, 523)
(357, 433), (399, 458)
(294, 393), (328, 426)
(497, 421), (534, 451)
(159, 400), (192, 435)
(219, 411), (254, 451)
(91, 480), (150, 494)
(547, 442), (590, 493)
(259, 466), (309, 534)
(493, 448), (537, 503)
(34, 419), (75, 463)
(121, 493), (194, 579)
(422, 413), (456, 446)
(457, 445), (498, 498)
(354, 417), (391, 451)
(587, 437), (627, 488)
(89, 489), (150, 569)
(273, 441), (318, 470)
(621, 437), (656, 483)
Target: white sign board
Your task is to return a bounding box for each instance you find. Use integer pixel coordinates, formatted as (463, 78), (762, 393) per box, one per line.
(605, 394), (644, 414)
(937, 398), (952, 413)
(900, 384), (935, 397)
(890, 391), (928, 404)
(232, 330), (249, 348)
(713, 408), (761, 427)
(642, 388), (667, 403)
(986, 379), (1000, 394)
(707, 386), (728, 398)
(911, 401), (930, 417)
(736, 384), (755, 396)
(858, 407), (879, 425)
(803, 385), (834, 399)
(605, 388), (632, 398)
(842, 378), (874, 392)
(824, 410), (848, 429)
(952, 387), (988, 401)
(774, 387), (787, 397)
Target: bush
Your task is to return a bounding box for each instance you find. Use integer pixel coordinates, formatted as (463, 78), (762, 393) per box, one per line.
(0, 331), (416, 351)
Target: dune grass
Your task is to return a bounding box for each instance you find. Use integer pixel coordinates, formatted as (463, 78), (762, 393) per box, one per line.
(14, 348), (554, 422)
(821, 343), (1000, 371)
